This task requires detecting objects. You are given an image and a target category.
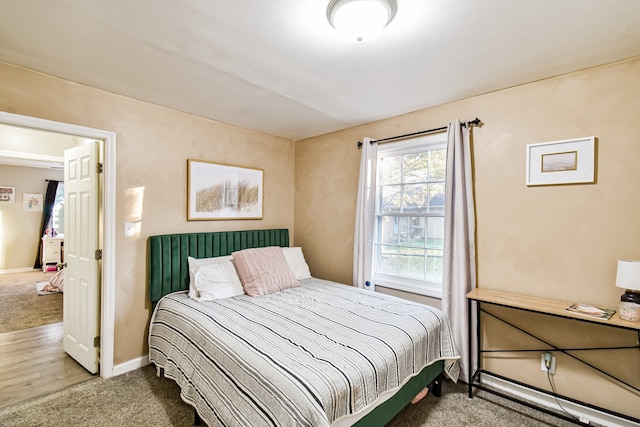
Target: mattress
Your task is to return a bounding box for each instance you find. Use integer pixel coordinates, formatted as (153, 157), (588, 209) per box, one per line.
(149, 278), (459, 426)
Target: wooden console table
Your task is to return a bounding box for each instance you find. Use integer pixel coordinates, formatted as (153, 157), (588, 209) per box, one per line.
(467, 288), (640, 425)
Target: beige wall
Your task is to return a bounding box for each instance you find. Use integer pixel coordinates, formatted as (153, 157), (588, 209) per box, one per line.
(0, 61), (295, 365)
(295, 57), (640, 417)
(0, 165), (63, 270)
(2, 51), (638, 417)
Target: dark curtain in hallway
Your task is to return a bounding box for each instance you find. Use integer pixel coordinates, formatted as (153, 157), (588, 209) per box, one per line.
(33, 180), (59, 269)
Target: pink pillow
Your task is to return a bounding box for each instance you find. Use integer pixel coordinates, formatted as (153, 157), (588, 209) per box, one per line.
(232, 247), (299, 296)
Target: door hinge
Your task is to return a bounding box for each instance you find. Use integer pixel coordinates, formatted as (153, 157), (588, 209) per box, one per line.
(97, 162), (104, 173)
(95, 249), (102, 260)
(94, 336), (100, 348)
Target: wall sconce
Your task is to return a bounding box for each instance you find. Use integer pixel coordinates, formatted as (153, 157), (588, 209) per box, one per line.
(615, 259), (640, 321)
(327, 0), (397, 42)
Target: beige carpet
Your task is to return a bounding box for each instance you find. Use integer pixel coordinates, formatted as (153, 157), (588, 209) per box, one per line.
(0, 270), (62, 334)
(0, 365), (586, 427)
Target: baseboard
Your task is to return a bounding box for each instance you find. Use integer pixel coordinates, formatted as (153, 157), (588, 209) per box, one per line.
(481, 376), (638, 427)
(0, 267), (40, 274)
(110, 355), (150, 377)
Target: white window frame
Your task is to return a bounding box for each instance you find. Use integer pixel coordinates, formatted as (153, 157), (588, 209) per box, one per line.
(47, 183), (64, 235)
(373, 132), (447, 298)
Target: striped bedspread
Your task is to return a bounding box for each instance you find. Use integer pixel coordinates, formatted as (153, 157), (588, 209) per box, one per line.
(149, 278), (459, 426)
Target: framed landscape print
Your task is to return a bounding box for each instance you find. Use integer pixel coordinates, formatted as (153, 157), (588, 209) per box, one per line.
(526, 136), (596, 186)
(187, 159), (263, 220)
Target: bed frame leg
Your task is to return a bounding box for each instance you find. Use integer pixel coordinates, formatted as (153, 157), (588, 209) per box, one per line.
(194, 409), (201, 426)
(430, 374), (443, 397)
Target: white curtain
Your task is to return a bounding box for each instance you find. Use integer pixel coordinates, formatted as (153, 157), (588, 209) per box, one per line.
(442, 120), (477, 383)
(353, 137), (378, 291)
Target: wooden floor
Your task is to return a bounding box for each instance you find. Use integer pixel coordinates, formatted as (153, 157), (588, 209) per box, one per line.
(0, 322), (95, 409)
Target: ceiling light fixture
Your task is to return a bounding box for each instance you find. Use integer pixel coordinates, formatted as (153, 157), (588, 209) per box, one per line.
(327, 0), (397, 42)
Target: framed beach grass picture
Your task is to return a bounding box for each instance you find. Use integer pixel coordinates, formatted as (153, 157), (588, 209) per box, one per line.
(187, 159), (263, 220)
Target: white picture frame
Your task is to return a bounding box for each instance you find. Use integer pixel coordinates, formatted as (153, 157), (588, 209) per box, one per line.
(0, 186), (15, 203)
(526, 136), (596, 186)
(23, 193), (43, 211)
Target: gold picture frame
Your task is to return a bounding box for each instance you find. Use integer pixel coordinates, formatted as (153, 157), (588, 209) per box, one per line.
(187, 159), (264, 220)
(526, 136), (596, 186)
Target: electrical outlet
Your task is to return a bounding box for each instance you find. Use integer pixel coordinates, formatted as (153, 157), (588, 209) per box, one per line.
(540, 353), (556, 374)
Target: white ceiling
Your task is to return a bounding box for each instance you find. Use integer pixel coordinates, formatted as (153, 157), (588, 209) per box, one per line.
(1, 0), (640, 141)
(0, 123), (82, 168)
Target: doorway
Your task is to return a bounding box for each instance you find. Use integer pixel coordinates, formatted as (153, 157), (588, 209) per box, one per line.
(0, 111), (116, 379)
(0, 141), (99, 406)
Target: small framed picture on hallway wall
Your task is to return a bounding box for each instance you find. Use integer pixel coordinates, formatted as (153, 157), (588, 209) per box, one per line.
(23, 193), (43, 212)
(0, 186), (15, 203)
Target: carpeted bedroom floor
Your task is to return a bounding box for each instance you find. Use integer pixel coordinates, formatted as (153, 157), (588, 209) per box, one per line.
(0, 270), (61, 334)
(0, 271), (600, 426)
(0, 364), (586, 427)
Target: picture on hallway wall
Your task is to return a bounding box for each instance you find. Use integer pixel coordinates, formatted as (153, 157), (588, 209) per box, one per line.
(187, 159), (263, 220)
(23, 193), (43, 211)
(0, 186), (15, 203)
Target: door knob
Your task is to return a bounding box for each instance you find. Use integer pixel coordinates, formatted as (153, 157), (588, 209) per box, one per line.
(57, 262), (67, 269)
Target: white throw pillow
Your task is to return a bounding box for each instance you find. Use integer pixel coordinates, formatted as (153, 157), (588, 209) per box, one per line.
(193, 261), (244, 301)
(282, 247), (312, 280)
(187, 255), (233, 299)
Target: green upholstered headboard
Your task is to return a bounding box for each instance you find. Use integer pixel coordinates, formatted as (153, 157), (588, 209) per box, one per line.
(147, 228), (290, 306)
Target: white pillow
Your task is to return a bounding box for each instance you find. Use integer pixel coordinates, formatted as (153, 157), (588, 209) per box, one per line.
(282, 247), (312, 280)
(193, 261), (244, 301)
(187, 255), (233, 299)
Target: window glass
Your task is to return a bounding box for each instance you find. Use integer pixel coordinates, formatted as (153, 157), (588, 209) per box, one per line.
(402, 183), (428, 212)
(379, 156), (402, 185)
(403, 152), (429, 183)
(378, 244), (398, 275)
(380, 184), (402, 212)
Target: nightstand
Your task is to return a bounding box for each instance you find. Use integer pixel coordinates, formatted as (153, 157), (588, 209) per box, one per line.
(42, 237), (64, 272)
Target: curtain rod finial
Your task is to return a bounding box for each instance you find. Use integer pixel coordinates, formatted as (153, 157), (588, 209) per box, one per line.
(468, 118), (483, 127)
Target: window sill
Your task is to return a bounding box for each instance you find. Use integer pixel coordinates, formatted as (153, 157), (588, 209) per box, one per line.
(374, 277), (442, 299)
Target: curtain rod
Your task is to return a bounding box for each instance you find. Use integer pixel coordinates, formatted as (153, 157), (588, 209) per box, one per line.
(356, 118), (483, 148)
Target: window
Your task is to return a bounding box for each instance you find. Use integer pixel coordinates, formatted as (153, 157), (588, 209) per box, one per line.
(47, 183), (65, 236)
(374, 133), (446, 298)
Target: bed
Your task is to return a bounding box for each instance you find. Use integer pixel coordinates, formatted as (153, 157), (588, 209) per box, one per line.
(147, 229), (459, 426)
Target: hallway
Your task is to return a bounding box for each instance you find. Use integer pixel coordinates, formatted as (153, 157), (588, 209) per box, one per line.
(0, 270), (95, 408)
(0, 322), (95, 408)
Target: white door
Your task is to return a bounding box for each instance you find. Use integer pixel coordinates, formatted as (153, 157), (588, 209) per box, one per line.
(63, 141), (100, 374)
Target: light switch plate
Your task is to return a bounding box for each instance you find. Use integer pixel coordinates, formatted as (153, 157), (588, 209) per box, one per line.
(124, 222), (135, 236)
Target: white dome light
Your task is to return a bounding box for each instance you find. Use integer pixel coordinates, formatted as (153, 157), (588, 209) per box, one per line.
(327, 0), (397, 42)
